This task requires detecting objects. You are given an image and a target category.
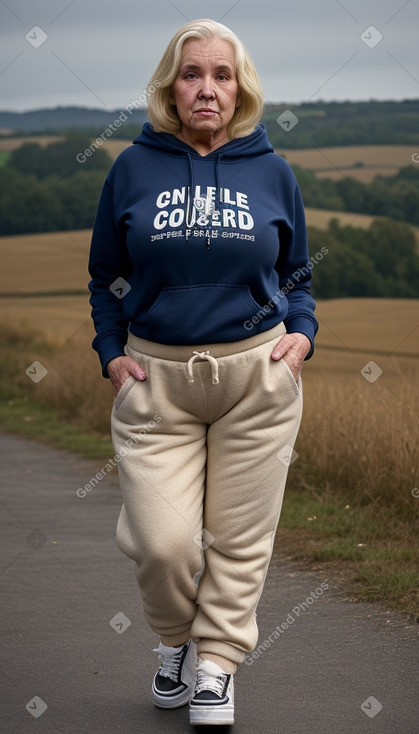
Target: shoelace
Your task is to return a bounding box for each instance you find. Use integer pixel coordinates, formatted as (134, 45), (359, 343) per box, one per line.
(187, 351), (220, 385)
(194, 669), (227, 698)
(153, 645), (184, 683)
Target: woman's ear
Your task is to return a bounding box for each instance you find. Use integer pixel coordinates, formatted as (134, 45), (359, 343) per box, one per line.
(235, 89), (242, 108)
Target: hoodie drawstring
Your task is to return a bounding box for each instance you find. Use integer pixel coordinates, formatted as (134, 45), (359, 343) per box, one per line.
(185, 152), (195, 244)
(187, 351), (219, 385)
(185, 153), (223, 251)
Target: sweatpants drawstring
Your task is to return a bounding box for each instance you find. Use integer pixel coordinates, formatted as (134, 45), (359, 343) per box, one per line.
(187, 351), (220, 385)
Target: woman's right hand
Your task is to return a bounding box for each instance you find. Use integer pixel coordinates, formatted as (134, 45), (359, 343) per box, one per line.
(107, 355), (147, 398)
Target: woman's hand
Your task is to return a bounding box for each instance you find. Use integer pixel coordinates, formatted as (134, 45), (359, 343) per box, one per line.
(107, 355), (147, 398)
(271, 332), (311, 382)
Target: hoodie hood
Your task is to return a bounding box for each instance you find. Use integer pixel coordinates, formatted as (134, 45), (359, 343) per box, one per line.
(133, 121), (273, 158)
(133, 123), (273, 248)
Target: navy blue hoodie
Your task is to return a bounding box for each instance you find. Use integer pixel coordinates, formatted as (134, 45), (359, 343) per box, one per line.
(88, 122), (317, 376)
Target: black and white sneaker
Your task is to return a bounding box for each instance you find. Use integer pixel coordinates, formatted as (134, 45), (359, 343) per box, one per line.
(189, 659), (235, 725)
(152, 640), (197, 709)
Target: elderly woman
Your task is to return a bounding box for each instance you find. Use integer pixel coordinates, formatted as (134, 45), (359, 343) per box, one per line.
(89, 18), (317, 727)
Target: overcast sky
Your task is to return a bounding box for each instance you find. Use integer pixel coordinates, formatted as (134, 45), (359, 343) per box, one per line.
(0, 0), (418, 112)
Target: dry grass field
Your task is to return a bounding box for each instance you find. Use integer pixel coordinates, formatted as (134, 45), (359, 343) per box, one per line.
(0, 295), (91, 344)
(0, 230), (91, 294)
(305, 207), (379, 230)
(281, 145), (414, 171)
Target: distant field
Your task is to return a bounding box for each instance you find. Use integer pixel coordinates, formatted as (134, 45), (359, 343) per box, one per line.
(99, 140), (415, 183)
(97, 141), (417, 170)
(305, 207), (377, 230)
(101, 141), (416, 183)
(283, 145), (415, 183)
(305, 207), (419, 246)
(0, 230), (91, 294)
(0, 137), (415, 183)
(0, 136), (63, 151)
(315, 167), (399, 183)
(281, 145), (415, 170)
(305, 208), (419, 246)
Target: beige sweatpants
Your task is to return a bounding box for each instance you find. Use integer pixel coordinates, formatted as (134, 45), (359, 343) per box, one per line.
(111, 322), (303, 668)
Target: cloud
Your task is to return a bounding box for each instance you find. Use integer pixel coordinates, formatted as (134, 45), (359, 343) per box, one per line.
(0, 0), (418, 112)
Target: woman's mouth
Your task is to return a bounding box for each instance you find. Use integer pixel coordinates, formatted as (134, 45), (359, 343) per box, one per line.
(194, 109), (218, 117)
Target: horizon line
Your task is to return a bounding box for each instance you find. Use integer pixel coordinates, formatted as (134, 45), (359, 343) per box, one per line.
(1, 97), (419, 115)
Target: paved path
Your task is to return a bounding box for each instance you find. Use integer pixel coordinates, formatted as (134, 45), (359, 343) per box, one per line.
(1, 434), (418, 734)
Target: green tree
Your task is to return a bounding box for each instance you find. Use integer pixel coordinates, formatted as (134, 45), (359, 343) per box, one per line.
(0, 168), (64, 234)
(7, 142), (42, 178)
(308, 218), (419, 299)
(54, 171), (106, 230)
(7, 134), (112, 180)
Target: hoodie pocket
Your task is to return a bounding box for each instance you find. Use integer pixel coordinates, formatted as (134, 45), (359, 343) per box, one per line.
(146, 284), (264, 343)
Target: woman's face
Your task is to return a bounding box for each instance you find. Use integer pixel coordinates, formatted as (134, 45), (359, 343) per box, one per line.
(170, 36), (241, 144)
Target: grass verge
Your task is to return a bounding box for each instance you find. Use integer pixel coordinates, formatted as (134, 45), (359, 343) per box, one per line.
(276, 481), (419, 619)
(0, 386), (113, 459)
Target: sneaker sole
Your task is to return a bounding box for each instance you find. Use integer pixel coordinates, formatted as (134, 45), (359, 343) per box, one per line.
(189, 704), (234, 725)
(152, 686), (193, 709)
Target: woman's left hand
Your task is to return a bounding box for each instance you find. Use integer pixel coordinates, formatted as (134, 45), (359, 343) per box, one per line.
(271, 332), (311, 382)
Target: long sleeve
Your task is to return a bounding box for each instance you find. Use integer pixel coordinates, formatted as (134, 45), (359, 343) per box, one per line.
(88, 177), (133, 377)
(275, 184), (318, 359)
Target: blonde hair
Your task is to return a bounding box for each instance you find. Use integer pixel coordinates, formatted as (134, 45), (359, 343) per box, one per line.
(146, 19), (264, 139)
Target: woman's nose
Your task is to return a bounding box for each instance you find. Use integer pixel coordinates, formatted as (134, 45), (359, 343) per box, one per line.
(198, 77), (215, 98)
